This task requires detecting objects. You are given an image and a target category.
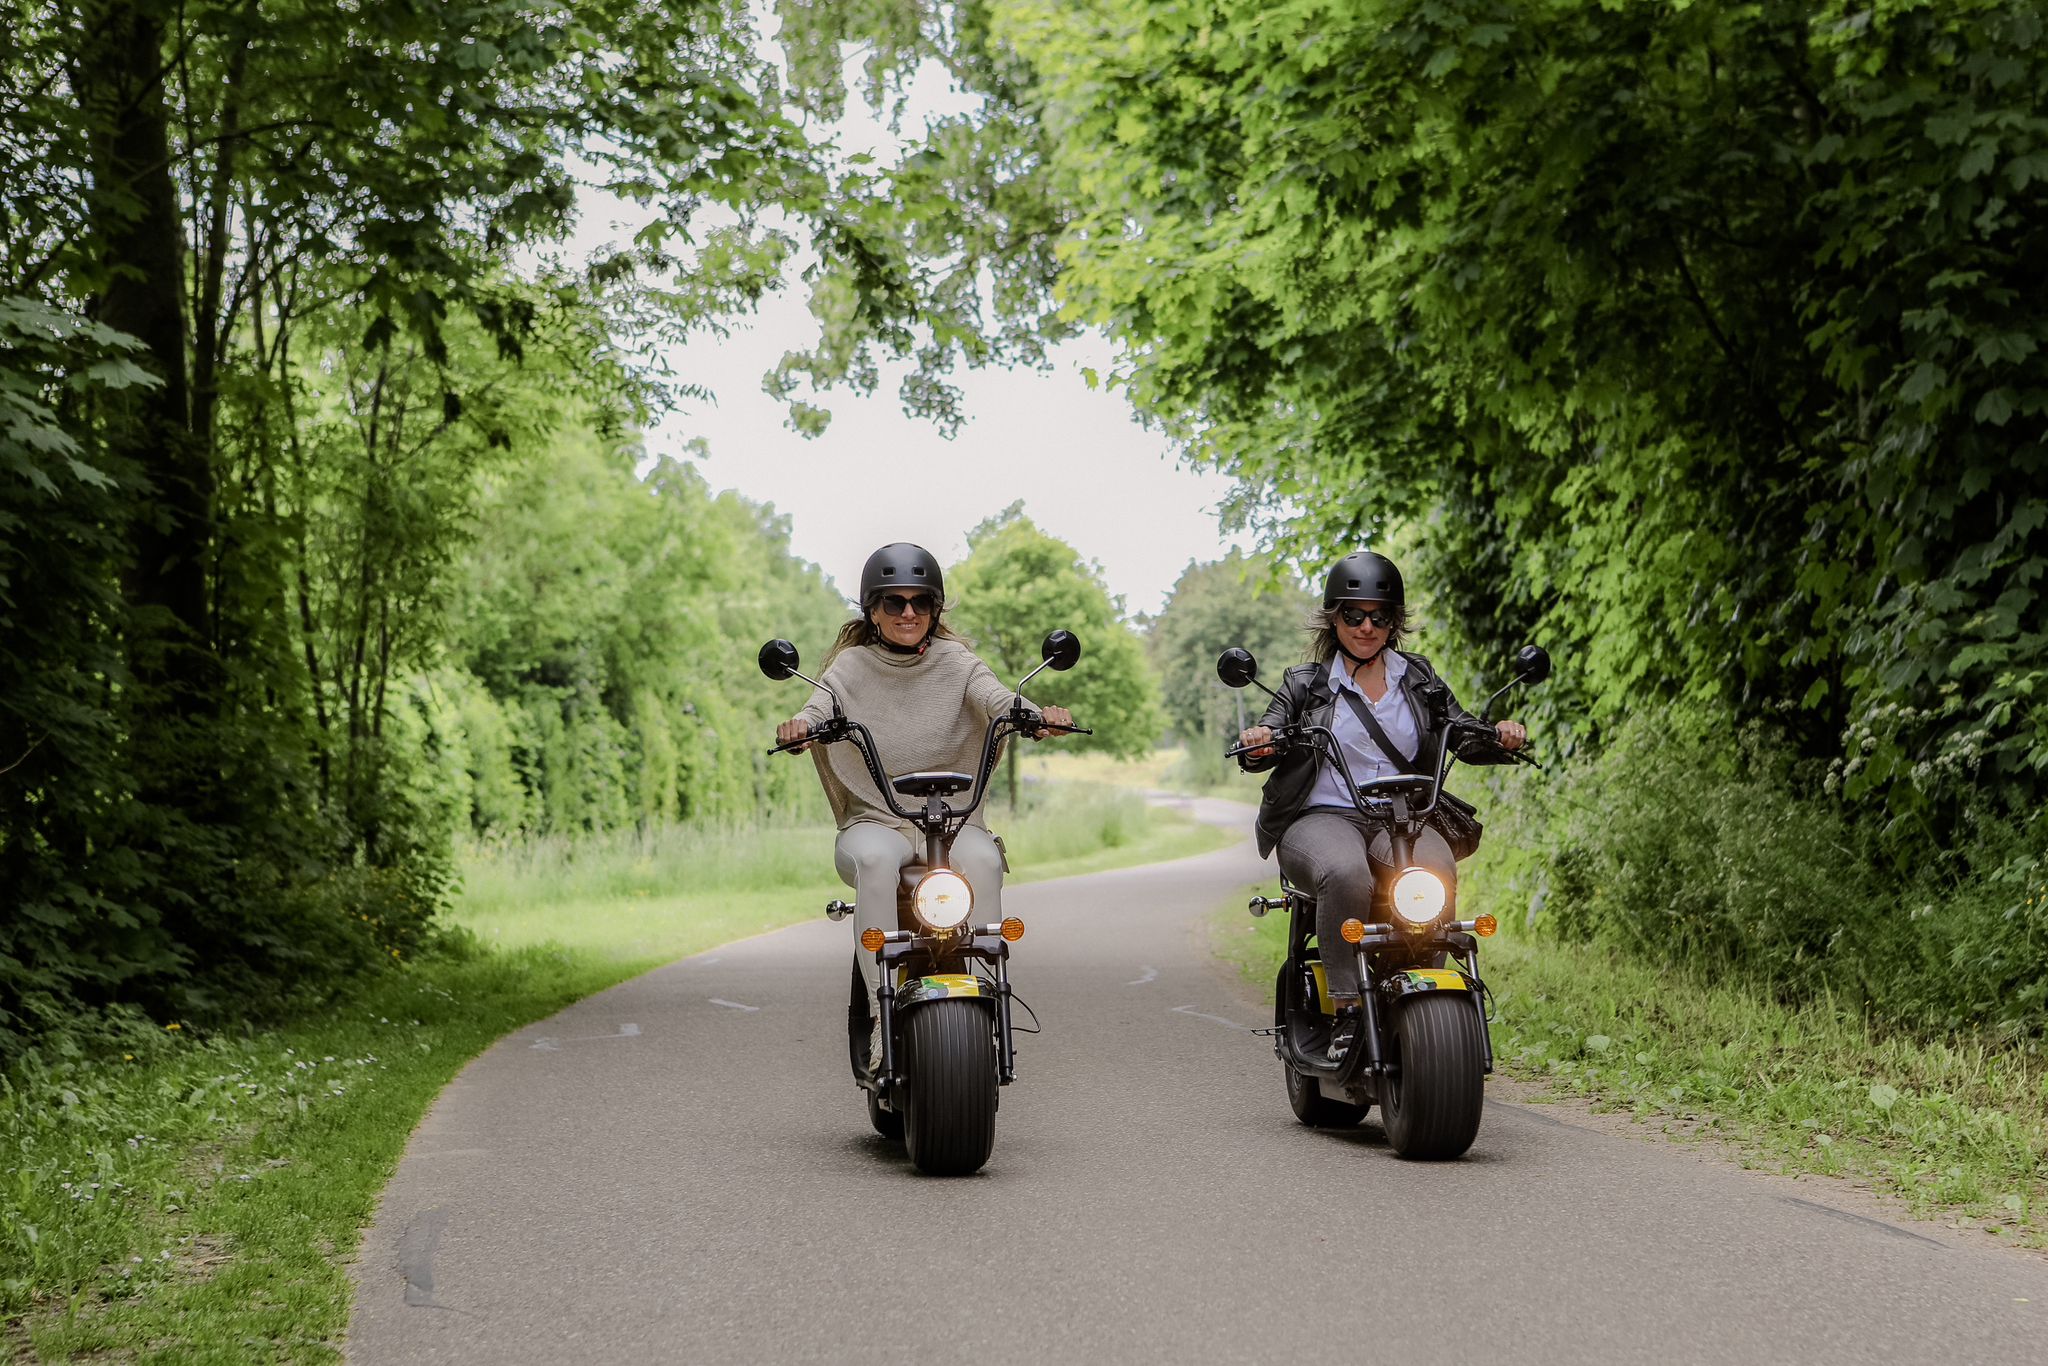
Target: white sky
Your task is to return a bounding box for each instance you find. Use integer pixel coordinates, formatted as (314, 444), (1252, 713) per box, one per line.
(568, 36), (1251, 618)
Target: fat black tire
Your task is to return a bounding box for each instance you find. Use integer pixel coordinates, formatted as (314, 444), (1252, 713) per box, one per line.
(1381, 993), (1486, 1160)
(867, 1088), (904, 1141)
(900, 999), (997, 1176)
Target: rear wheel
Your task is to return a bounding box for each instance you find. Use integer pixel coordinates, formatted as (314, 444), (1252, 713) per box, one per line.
(1381, 993), (1486, 1159)
(1276, 964), (1367, 1127)
(900, 999), (997, 1176)
(1284, 1060), (1368, 1128)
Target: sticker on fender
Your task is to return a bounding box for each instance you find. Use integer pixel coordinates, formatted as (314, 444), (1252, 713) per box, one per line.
(918, 974), (983, 997)
(1401, 969), (1468, 992)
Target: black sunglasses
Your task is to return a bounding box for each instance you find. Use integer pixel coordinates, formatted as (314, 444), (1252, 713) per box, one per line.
(1336, 605), (1396, 629)
(876, 592), (936, 617)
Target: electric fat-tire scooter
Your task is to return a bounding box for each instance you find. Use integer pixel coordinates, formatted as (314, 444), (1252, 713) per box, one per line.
(760, 630), (1090, 1176)
(1218, 642), (1551, 1159)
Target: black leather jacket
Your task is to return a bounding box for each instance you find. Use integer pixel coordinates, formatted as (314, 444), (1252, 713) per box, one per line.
(1240, 652), (1507, 857)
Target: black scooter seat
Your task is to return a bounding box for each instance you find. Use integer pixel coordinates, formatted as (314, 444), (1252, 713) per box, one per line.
(891, 770), (973, 798)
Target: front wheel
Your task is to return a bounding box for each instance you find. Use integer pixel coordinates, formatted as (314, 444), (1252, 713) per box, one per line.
(900, 999), (997, 1176)
(1381, 993), (1486, 1160)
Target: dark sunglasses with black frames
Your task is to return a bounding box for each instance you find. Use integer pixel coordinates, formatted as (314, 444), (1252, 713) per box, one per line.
(1335, 604), (1397, 630)
(875, 592), (937, 617)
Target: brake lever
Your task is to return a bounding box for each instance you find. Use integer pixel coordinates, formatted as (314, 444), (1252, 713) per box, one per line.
(766, 718), (846, 755)
(1010, 708), (1091, 739)
(1225, 727), (1299, 760)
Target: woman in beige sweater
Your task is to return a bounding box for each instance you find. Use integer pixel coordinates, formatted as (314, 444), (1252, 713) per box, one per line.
(775, 544), (1073, 1053)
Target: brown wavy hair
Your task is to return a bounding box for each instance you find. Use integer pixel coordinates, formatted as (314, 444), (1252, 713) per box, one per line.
(1307, 604), (1412, 666)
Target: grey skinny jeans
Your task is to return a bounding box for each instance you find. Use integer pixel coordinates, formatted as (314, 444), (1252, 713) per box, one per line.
(834, 821), (1004, 995)
(1275, 807), (1455, 999)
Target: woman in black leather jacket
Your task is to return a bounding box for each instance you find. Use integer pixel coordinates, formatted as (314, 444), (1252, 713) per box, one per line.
(1236, 552), (1527, 1057)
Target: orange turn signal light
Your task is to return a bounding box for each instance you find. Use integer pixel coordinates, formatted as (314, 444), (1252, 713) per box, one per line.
(1474, 914), (1498, 938)
(1000, 917), (1026, 942)
(859, 928), (886, 953)
(1339, 918), (1367, 944)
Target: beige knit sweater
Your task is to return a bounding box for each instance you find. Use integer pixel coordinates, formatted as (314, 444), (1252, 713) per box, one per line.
(795, 637), (1028, 839)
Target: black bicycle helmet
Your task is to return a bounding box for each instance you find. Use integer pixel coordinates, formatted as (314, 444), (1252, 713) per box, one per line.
(1321, 551), (1404, 610)
(859, 542), (944, 605)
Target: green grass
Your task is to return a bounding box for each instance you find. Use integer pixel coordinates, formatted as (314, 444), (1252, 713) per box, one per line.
(1212, 893), (2048, 1245)
(1019, 744), (1253, 801)
(454, 782), (1230, 960)
(2, 947), (626, 1364)
(2, 785), (1226, 1362)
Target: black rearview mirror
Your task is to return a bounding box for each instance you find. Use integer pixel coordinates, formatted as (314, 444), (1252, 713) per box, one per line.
(758, 639), (800, 681)
(1514, 644), (1552, 685)
(1041, 630), (1082, 672)
(1217, 648), (1259, 690)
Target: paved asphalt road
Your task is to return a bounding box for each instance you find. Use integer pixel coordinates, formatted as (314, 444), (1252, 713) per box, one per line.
(350, 797), (2046, 1364)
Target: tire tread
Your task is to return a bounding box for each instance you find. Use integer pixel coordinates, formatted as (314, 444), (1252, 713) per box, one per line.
(1383, 993), (1485, 1159)
(901, 999), (997, 1175)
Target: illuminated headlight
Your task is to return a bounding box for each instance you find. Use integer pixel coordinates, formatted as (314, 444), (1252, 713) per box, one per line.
(913, 870), (974, 930)
(1390, 867), (1447, 927)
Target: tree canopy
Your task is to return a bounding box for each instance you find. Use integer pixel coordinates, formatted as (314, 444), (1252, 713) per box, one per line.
(948, 503), (1163, 802)
(827, 0), (2047, 849)
(0, 0), (876, 1034)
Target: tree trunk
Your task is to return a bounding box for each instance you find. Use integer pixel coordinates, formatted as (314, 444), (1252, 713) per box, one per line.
(77, 0), (214, 707)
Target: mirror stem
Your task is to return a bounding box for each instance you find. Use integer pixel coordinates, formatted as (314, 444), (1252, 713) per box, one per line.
(1480, 675), (1526, 723)
(1013, 656), (1055, 695)
(787, 666), (842, 715)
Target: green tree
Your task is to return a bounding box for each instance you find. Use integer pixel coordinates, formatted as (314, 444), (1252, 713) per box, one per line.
(0, 0), (867, 1032)
(948, 503), (1162, 806)
(444, 427), (847, 835)
(804, 0), (2047, 852)
(1147, 551), (1312, 781)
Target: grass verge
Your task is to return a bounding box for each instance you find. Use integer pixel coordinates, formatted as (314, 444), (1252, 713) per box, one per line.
(1211, 894), (2048, 1248)
(3, 785), (1226, 1362)
(1019, 745), (1252, 801)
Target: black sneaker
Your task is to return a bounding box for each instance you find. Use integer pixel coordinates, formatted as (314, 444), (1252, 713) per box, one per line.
(1325, 1018), (1358, 1064)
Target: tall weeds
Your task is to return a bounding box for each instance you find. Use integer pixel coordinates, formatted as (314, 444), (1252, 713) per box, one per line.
(1464, 713), (2048, 1038)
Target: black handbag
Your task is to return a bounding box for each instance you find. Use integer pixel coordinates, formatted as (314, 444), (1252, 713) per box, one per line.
(1428, 790), (1485, 862)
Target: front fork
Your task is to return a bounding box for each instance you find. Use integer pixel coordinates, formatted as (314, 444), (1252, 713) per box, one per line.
(870, 932), (1018, 1093)
(1352, 937), (1495, 1075)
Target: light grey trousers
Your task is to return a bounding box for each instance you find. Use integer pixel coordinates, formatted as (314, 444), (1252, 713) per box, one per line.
(834, 821), (1005, 994)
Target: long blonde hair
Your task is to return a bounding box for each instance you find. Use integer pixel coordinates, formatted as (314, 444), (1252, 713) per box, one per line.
(822, 603), (971, 665)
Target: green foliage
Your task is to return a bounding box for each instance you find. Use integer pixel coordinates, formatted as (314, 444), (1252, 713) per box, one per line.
(974, 0), (2047, 841)
(1145, 550), (1312, 783)
(781, 0), (2048, 1041)
(0, 0), (878, 1041)
(770, 1), (1075, 432)
(441, 433), (846, 837)
(1462, 711), (2048, 1037)
(948, 502), (1163, 794)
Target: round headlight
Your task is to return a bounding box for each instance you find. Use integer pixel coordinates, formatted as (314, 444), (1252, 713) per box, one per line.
(1390, 867), (1447, 926)
(913, 869), (974, 930)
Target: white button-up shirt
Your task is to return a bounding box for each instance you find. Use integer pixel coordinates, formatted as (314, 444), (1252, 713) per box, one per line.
(1306, 652), (1421, 809)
